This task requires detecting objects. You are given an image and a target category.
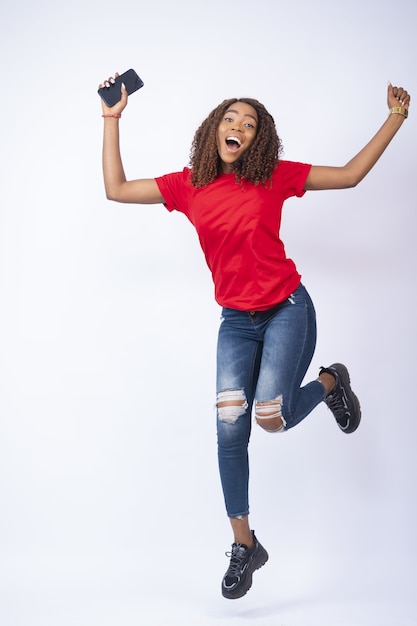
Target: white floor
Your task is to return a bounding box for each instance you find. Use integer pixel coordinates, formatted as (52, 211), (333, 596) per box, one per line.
(1, 538), (415, 626)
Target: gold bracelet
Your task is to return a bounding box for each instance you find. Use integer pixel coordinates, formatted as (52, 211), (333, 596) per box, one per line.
(389, 106), (408, 119)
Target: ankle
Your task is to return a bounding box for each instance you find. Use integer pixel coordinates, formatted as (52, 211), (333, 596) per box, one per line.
(318, 371), (336, 395)
(230, 518), (254, 548)
(234, 531), (254, 548)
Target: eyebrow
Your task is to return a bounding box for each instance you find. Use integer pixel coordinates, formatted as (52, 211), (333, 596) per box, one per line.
(225, 108), (258, 123)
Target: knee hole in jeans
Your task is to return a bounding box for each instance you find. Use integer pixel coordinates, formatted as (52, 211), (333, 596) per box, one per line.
(216, 389), (248, 424)
(255, 395), (286, 433)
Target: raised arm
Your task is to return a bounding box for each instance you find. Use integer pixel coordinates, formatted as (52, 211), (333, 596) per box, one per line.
(99, 74), (164, 204)
(304, 83), (410, 191)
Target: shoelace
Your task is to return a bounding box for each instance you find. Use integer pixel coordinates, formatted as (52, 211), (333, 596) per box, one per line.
(326, 392), (346, 417)
(225, 544), (248, 576)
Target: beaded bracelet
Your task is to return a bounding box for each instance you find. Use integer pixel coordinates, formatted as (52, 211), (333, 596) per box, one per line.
(102, 113), (122, 119)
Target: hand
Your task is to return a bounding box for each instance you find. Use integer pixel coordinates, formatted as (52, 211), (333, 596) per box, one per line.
(98, 72), (128, 117)
(387, 83), (410, 110)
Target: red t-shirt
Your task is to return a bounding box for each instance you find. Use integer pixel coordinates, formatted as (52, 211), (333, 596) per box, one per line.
(155, 160), (311, 311)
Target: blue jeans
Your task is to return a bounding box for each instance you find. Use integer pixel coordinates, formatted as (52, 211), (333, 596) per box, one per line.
(216, 284), (326, 518)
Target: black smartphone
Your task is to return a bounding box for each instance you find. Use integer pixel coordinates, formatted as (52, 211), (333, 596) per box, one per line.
(98, 69), (144, 107)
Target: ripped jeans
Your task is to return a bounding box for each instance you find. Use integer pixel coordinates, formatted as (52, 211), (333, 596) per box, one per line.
(216, 283), (326, 518)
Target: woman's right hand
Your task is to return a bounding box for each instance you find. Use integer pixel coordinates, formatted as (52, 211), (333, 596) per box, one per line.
(98, 72), (128, 117)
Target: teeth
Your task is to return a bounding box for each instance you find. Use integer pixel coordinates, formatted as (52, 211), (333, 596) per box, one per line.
(226, 136), (241, 146)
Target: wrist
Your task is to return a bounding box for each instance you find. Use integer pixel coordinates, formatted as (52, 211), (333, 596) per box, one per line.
(102, 113), (122, 119)
(389, 106), (408, 119)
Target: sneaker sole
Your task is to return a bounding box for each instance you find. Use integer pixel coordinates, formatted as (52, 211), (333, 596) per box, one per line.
(222, 545), (269, 600)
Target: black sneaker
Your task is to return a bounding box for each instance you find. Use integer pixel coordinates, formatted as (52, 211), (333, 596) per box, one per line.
(319, 363), (361, 433)
(221, 531), (268, 599)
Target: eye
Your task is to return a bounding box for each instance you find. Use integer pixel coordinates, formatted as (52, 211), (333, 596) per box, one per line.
(224, 116), (233, 123)
(244, 122), (255, 129)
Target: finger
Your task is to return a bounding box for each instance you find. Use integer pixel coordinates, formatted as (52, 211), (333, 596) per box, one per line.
(398, 94), (407, 105)
(398, 90), (409, 105)
(99, 76), (116, 89)
(394, 86), (406, 102)
(99, 72), (120, 89)
(390, 85), (405, 105)
(120, 82), (128, 104)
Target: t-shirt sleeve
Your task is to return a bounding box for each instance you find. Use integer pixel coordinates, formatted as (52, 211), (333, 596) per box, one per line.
(275, 160), (312, 199)
(155, 167), (191, 213)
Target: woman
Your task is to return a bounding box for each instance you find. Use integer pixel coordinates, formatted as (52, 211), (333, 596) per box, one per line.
(99, 75), (410, 599)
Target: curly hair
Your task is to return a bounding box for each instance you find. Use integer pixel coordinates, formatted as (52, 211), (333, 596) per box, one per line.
(189, 97), (283, 188)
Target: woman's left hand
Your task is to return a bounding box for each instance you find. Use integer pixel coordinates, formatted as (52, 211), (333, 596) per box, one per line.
(388, 83), (410, 110)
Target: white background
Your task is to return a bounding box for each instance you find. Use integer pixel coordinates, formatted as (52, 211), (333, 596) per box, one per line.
(0, 0), (416, 624)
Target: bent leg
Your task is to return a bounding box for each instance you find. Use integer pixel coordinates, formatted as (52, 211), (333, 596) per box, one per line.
(255, 285), (325, 432)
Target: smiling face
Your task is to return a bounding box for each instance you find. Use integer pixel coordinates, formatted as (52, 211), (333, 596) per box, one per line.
(216, 101), (258, 173)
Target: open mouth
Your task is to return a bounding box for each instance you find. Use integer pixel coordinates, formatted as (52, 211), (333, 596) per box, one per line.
(225, 136), (242, 152)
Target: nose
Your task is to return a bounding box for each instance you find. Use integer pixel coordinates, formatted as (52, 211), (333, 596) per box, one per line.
(231, 119), (243, 132)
